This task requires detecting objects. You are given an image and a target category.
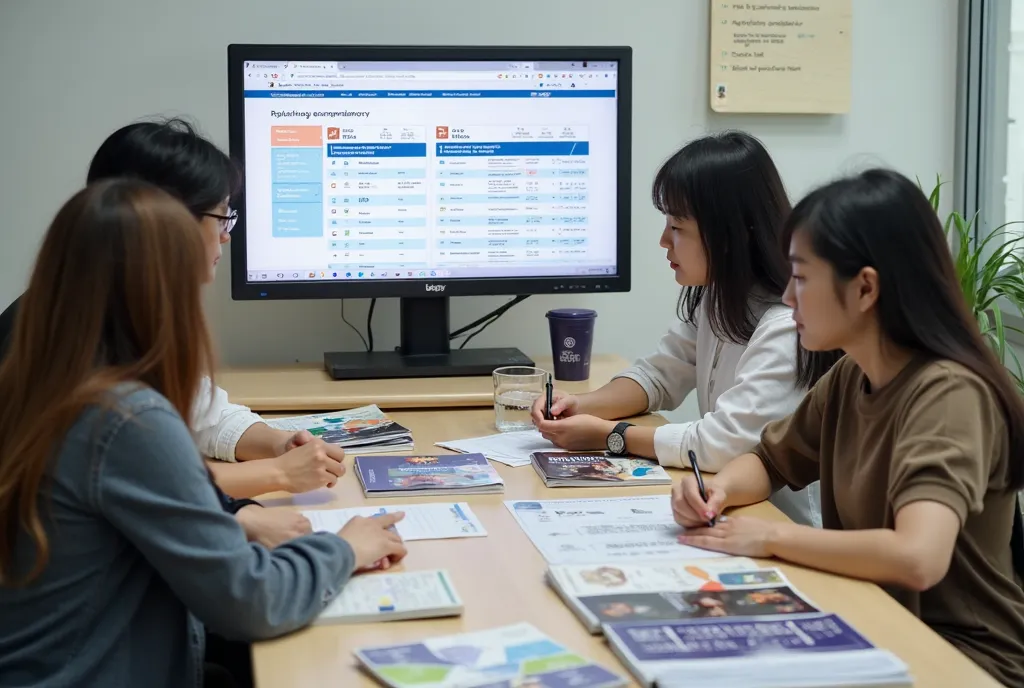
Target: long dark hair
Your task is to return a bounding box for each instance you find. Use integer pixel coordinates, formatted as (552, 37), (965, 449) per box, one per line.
(0, 179), (216, 585)
(784, 168), (1024, 489)
(87, 117), (240, 215)
(652, 131), (840, 387)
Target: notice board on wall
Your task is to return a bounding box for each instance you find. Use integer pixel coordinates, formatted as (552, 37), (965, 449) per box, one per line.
(710, 1), (852, 114)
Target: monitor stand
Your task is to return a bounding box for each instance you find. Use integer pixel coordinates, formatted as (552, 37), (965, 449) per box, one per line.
(324, 296), (535, 380)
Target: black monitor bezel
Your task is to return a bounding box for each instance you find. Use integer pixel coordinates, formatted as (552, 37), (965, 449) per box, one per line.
(227, 44), (632, 301)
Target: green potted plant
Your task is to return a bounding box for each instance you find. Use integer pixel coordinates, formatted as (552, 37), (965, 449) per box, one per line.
(923, 178), (1024, 394)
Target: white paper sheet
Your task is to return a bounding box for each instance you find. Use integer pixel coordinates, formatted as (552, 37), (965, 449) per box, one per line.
(504, 495), (726, 565)
(436, 429), (561, 467)
(303, 502), (487, 541)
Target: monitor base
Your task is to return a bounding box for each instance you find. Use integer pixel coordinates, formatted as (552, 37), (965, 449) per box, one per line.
(324, 347), (535, 380)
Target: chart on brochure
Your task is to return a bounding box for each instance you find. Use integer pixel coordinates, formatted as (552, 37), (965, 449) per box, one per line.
(504, 495), (726, 565)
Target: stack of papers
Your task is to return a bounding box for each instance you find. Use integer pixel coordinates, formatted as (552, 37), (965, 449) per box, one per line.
(303, 502), (487, 540)
(267, 404), (413, 454)
(436, 429), (559, 467)
(356, 622), (627, 688)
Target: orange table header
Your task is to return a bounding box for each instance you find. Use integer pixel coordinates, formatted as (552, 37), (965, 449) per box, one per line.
(271, 126), (322, 147)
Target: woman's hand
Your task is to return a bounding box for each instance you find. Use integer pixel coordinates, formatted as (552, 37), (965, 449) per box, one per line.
(535, 414), (615, 451)
(530, 390), (581, 425)
(338, 512), (408, 571)
(678, 516), (780, 558)
(272, 436), (346, 493)
(274, 429), (314, 458)
(672, 475), (728, 527)
(236, 505), (312, 549)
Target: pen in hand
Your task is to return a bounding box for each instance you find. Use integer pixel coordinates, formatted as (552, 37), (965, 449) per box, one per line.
(687, 450), (716, 528)
(544, 373), (554, 421)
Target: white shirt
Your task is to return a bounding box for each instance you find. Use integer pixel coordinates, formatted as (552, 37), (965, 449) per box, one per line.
(189, 377), (264, 461)
(615, 299), (822, 527)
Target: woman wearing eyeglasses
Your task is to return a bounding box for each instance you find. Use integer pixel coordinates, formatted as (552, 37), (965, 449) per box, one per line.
(0, 119), (343, 543)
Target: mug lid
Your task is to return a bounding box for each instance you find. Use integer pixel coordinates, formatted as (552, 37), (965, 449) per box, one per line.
(546, 308), (597, 320)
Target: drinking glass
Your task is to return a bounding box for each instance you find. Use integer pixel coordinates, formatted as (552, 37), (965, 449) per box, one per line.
(492, 366), (547, 432)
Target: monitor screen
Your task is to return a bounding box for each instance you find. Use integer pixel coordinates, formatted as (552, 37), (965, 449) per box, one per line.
(231, 49), (629, 296)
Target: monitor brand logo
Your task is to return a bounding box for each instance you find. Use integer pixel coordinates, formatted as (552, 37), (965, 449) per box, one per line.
(425, 284), (446, 292)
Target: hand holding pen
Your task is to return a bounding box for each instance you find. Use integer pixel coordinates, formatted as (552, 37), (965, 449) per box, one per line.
(530, 380), (582, 424)
(670, 450), (726, 529)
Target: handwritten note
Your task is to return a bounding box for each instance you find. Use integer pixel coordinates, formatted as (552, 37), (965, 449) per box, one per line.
(710, 1), (852, 113)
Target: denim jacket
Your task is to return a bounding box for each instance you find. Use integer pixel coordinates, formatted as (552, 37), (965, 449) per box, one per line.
(0, 386), (355, 687)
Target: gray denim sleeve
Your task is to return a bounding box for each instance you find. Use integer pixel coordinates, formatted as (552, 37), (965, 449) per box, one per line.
(95, 405), (356, 641)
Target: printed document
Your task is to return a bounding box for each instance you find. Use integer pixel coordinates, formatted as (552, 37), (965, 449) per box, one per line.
(505, 495), (725, 564)
(303, 502), (487, 540)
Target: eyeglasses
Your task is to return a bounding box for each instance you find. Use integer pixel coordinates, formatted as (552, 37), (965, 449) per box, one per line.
(202, 209), (238, 234)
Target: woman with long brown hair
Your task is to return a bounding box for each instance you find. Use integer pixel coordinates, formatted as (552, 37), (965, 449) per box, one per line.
(0, 180), (406, 688)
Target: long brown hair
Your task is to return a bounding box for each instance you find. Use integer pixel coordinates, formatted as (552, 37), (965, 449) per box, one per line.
(0, 179), (216, 585)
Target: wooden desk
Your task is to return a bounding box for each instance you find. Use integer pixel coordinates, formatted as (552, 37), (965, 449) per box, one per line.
(251, 409), (997, 688)
(217, 354), (628, 412)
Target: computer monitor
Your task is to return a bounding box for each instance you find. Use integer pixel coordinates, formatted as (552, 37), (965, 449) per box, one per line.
(227, 45), (632, 379)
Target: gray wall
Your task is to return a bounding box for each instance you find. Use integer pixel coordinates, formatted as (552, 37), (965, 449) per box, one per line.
(0, 0), (958, 423)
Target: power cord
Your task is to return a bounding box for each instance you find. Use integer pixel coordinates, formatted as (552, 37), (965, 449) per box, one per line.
(451, 295), (530, 349)
(340, 299), (375, 352)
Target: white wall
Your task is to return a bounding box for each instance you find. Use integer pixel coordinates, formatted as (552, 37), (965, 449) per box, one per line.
(0, 0), (958, 419)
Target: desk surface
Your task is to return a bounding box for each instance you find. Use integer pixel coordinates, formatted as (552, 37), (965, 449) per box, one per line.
(250, 408), (997, 688)
(217, 354), (628, 412)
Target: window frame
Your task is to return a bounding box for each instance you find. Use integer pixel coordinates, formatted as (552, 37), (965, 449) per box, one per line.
(957, 0), (1020, 339)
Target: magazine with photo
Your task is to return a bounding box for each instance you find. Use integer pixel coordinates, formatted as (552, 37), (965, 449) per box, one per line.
(355, 453), (504, 497)
(547, 560), (815, 633)
(531, 452), (670, 487)
(266, 404), (413, 453)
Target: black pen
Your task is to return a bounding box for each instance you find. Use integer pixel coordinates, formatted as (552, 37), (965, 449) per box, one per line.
(687, 450), (716, 527)
(544, 373), (554, 420)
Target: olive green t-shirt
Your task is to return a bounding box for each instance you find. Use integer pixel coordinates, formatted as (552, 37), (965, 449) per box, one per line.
(754, 355), (1024, 686)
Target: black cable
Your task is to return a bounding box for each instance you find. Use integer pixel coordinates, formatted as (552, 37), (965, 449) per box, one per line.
(450, 295), (530, 340)
(458, 312), (504, 350)
(340, 300), (369, 352)
(366, 298), (377, 352)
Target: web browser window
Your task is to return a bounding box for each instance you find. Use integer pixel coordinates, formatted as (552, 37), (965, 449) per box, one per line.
(240, 60), (620, 283)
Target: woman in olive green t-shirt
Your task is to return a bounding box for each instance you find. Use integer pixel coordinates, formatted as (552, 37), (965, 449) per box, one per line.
(672, 168), (1024, 687)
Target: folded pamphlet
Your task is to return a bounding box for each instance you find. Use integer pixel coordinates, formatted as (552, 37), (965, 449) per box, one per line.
(315, 569), (463, 625)
(356, 622), (627, 688)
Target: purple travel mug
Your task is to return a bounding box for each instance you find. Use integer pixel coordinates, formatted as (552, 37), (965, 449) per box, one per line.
(546, 308), (597, 381)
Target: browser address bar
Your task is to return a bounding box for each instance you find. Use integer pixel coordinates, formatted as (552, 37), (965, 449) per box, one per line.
(286, 71), (505, 81)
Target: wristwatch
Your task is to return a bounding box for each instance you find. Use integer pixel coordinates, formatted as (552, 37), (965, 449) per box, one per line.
(606, 421), (633, 456)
